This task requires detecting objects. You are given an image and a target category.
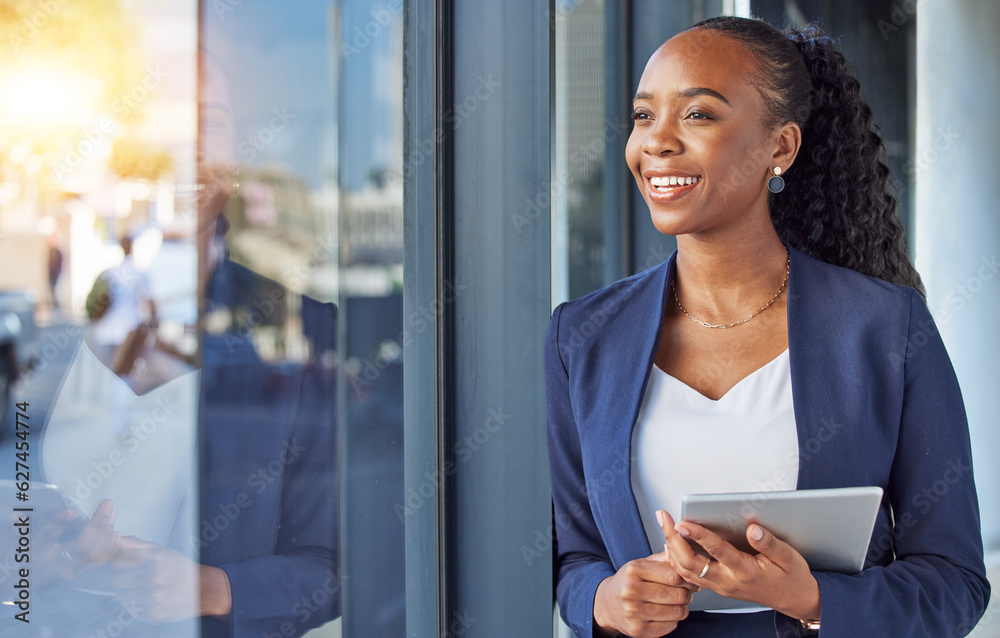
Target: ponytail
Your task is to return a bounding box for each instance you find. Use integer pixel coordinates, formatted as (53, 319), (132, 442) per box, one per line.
(686, 17), (924, 294)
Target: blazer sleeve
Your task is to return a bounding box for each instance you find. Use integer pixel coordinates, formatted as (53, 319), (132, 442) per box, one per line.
(219, 301), (340, 638)
(811, 289), (990, 636)
(546, 302), (617, 638)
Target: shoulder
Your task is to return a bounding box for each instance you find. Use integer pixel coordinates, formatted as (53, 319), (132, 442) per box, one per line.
(790, 246), (922, 326)
(552, 260), (669, 333)
(789, 248), (940, 383)
(792, 246), (915, 302)
(216, 259), (337, 351)
(546, 259), (671, 379)
(217, 259), (335, 310)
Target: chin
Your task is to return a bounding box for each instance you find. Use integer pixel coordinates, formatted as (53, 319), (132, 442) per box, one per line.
(648, 208), (702, 237)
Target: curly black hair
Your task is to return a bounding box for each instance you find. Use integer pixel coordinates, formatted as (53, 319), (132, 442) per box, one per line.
(684, 16), (924, 294)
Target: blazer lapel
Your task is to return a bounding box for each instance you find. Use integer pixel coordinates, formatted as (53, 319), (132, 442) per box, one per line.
(578, 256), (675, 567)
(787, 246), (858, 490)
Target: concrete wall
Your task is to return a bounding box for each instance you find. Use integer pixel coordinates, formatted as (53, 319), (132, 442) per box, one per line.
(915, 0), (1000, 557)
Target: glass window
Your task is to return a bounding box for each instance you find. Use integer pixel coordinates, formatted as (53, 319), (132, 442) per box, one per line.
(553, 0), (608, 303)
(0, 1), (403, 635)
(1, 2), (204, 635)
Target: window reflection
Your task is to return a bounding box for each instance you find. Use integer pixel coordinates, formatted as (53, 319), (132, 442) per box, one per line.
(194, 37), (339, 638)
(0, 0), (401, 635)
(0, 1), (206, 635)
(554, 0), (609, 304)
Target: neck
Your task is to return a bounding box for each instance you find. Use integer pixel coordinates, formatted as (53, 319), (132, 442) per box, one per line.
(673, 225), (788, 322)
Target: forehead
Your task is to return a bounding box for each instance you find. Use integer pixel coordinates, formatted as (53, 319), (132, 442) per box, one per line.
(636, 29), (759, 102)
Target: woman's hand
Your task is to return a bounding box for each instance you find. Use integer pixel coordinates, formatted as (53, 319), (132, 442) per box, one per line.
(111, 535), (232, 623)
(659, 509), (821, 621)
(593, 511), (700, 637)
(66, 499), (121, 564)
(31, 499), (121, 585)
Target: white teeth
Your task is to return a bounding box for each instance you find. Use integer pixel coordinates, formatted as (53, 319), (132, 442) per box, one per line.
(650, 175), (701, 188)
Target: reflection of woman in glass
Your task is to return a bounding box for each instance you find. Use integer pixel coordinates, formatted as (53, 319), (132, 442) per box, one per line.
(178, 51), (340, 637)
(547, 17), (989, 637)
(34, 51), (338, 638)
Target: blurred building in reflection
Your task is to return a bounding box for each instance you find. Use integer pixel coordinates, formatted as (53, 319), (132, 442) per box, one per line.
(341, 183), (403, 268)
(224, 164), (339, 304)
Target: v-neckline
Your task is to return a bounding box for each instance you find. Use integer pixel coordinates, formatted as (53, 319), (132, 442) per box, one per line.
(653, 348), (789, 403)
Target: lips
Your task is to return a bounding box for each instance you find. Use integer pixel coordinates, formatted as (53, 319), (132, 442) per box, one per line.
(644, 173), (702, 202)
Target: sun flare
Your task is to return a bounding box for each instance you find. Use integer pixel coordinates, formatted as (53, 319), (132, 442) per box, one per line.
(0, 65), (102, 133)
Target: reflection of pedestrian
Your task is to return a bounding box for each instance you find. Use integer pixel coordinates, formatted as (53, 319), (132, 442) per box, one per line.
(46, 233), (63, 310)
(86, 231), (158, 367)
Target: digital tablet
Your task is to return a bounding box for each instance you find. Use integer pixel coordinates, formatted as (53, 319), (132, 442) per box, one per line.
(680, 486), (883, 611)
(0, 480), (89, 543)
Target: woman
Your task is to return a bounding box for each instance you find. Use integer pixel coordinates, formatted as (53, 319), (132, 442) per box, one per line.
(29, 51), (339, 638)
(546, 16), (990, 637)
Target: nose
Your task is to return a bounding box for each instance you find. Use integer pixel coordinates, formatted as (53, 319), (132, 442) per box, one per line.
(641, 117), (682, 156)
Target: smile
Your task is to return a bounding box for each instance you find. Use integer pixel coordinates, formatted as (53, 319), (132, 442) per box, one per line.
(646, 174), (702, 201)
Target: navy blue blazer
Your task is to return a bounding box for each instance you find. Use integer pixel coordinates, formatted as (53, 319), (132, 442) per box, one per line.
(546, 246), (990, 637)
(200, 259), (339, 638)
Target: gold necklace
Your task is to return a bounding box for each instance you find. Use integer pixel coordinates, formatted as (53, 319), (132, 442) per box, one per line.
(672, 250), (790, 329)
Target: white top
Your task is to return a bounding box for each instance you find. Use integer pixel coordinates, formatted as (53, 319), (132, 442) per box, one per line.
(630, 349), (799, 554)
(42, 341), (199, 553)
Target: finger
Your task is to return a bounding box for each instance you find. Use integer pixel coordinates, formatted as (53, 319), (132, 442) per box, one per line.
(654, 509), (674, 555)
(87, 500), (116, 531)
(662, 513), (699, 567)
(76, 501), (115, 549)
(633, 559), (702, 593)
(658, 536), (708, 591)
(746, 523), (797, 570)
(669, 522), (742, 583)
(73, 516), (120, 564)
(640, 582), (696, 606)
(674, 521), (743, 568)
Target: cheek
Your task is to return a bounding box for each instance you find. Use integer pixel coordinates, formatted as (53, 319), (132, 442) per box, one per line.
(624, 129), (642, 177)
(713, 135), (769, 187)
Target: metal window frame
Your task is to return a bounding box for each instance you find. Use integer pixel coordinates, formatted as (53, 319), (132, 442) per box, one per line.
(403, 1), (554, 635)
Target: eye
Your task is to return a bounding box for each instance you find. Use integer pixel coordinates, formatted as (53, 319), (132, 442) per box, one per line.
(199, 113), (230, 132)
(630, 109), (651, 122)
(686, 110), (714, 121)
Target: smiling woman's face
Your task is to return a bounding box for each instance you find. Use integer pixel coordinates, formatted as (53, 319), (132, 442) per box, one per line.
(197, 53), (237, 232)
(626, 29), (786, 238)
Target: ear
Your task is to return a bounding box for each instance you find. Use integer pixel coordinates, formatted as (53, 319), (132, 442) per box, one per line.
(770, 121), (802, 173)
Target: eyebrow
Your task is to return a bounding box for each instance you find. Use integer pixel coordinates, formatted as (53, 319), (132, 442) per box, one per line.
(633, 87), (732, 107)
